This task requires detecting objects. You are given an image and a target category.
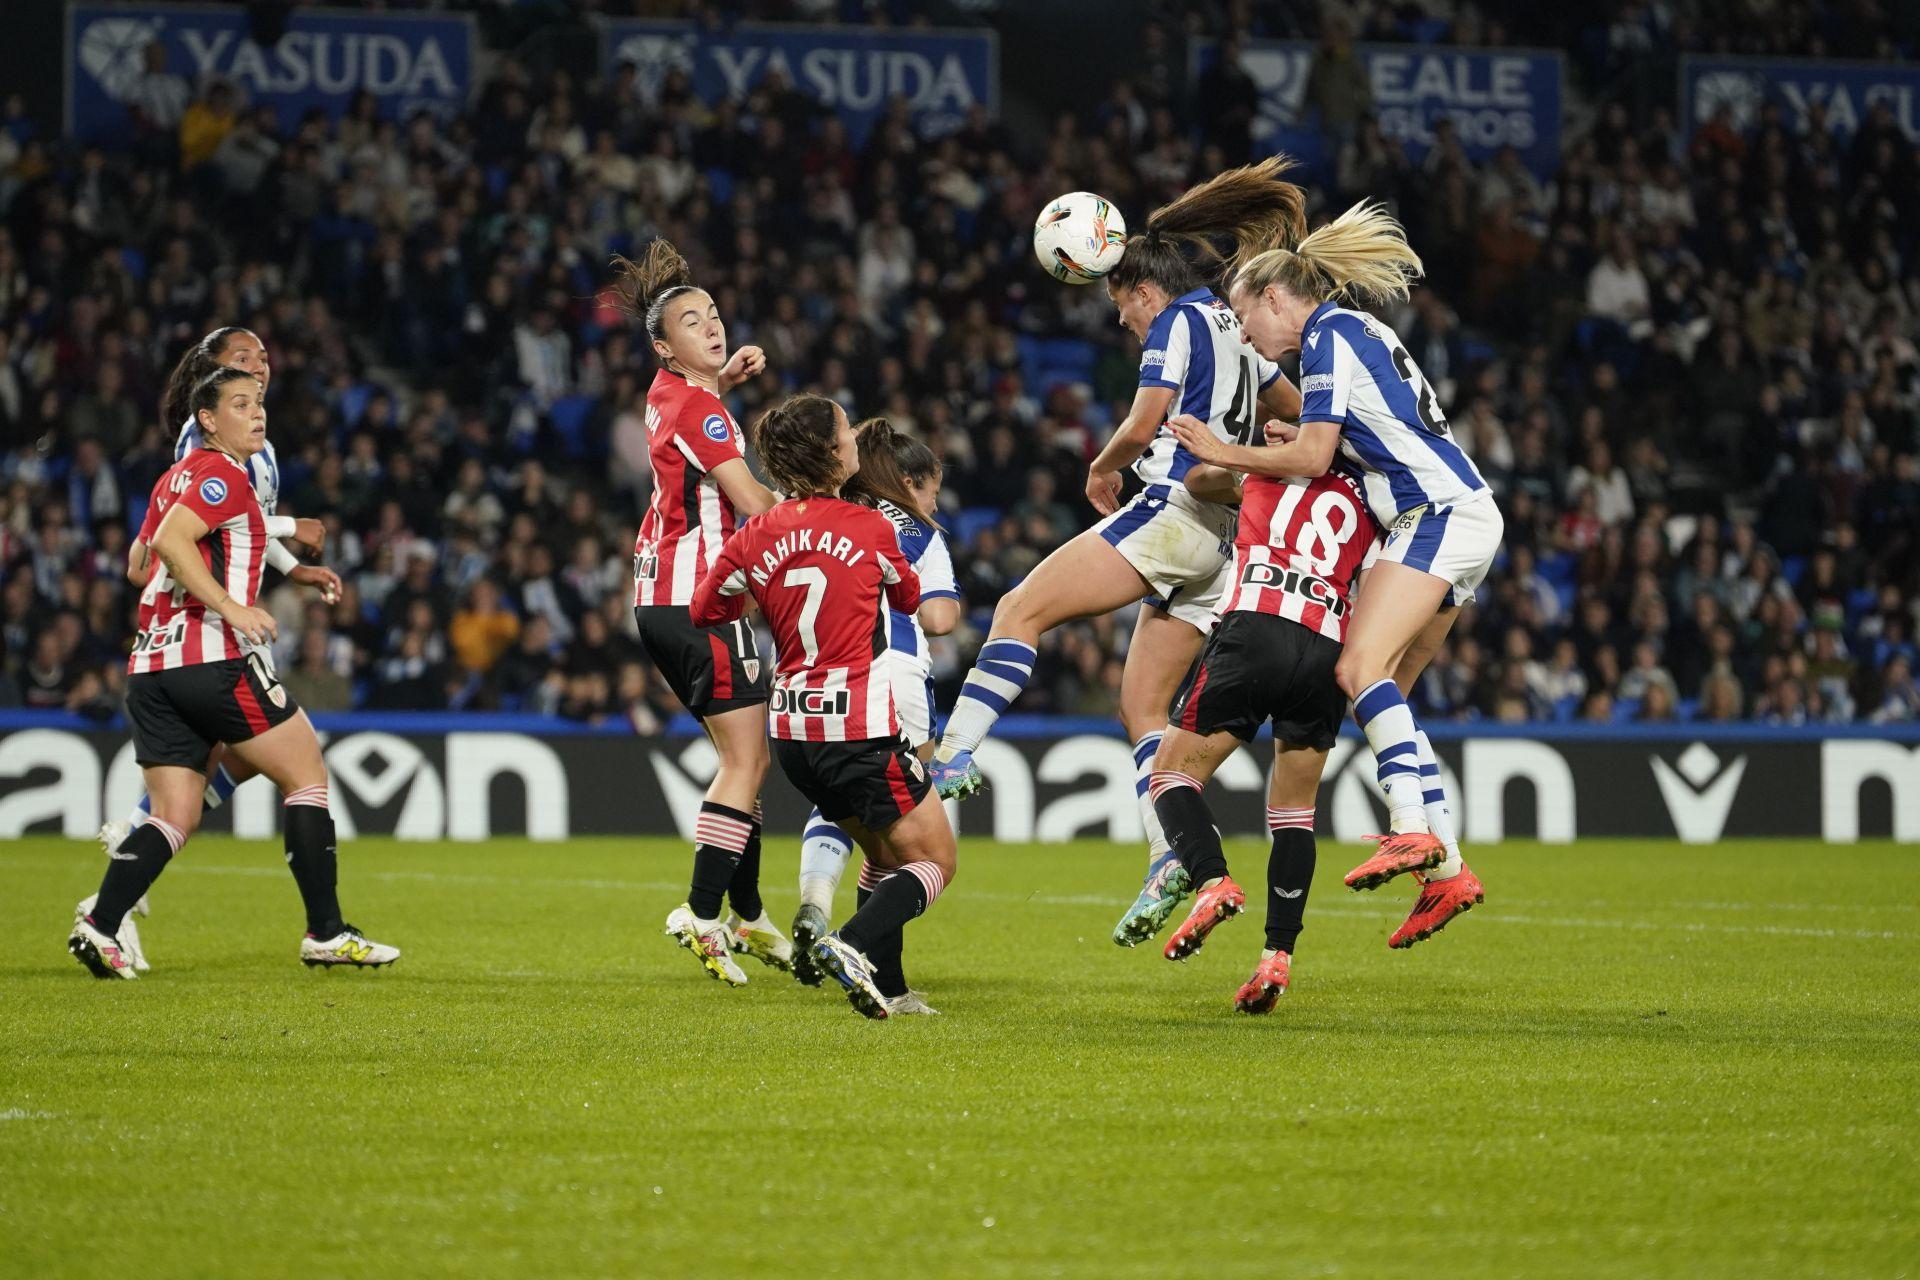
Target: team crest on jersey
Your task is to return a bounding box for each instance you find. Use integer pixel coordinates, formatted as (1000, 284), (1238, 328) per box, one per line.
(199, 477), (228, 504)
(702, 413), (730, 442)
(742, 659), (761, 682)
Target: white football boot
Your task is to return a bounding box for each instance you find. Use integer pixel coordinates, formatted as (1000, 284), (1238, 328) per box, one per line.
(300, 925), (400, 969)
(68, 917), (138, 980)
(664, 904), (747, 986)
(725, 911), (794, 972)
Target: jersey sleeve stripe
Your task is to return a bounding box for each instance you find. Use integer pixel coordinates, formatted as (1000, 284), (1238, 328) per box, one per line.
(1178, 307), (1215, 421)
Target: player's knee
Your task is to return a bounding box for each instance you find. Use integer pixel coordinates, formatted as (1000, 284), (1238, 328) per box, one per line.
(1334, 650), (1379, 699)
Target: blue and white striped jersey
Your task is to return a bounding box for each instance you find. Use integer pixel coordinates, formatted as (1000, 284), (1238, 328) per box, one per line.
(1297, 302), (1488, 525)
(175, 417), (281, 516)
(1135, 287), (1280, 505)
(878, 499), (957, 666)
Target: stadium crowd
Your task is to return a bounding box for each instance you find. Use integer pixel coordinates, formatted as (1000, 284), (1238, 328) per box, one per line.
(5, 1), (1920, 728)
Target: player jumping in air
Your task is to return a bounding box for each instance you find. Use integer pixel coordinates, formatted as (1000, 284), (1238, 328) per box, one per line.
(68, 366), (397, 977)
(1148, 457), (1377, 1007)
(790, 418), (959, 1013)
(931, 158), (1309, 949)
(612, 239), (794, 985)
(692, 395), (955, 1021)
(82, 327), (342, 970)
(1171, 202), (1499, 948)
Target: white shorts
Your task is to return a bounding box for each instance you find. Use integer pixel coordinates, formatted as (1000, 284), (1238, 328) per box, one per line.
(1364, 491), (1503, 607)
(1093, 485), (1234, 631)
(888, 653), (937, 749)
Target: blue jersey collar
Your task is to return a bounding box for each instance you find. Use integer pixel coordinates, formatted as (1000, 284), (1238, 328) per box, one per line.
(1305, 300), (1341, 331)
(1173, 287), (1215, 305)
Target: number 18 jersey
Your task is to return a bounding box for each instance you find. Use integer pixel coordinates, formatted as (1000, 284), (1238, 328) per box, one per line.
(1222, 468), (1378, 643)
(1135, 286), (1282, 510)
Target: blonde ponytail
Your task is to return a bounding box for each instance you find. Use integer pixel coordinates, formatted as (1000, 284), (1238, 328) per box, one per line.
(1231, 201), (1424, 307)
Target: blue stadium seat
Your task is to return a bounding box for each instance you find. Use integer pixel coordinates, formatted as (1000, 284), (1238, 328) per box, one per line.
(1552, 694), (1580, 722)
(336, 381), (376, 429)
(1780, 555), (1807, 587)
(704, 167), (733, 205)
(119, 247), (147, 280)
(1847, 587), (1879, 617)
(955, 506), (1003, 547)
(1611, 697), (1643, 723)
(1677, 698), (1700, 720)
(126, 495), (148, 535)
(549, 394), (597, 459)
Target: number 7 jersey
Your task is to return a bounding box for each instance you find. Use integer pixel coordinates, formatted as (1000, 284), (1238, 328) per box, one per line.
(689, 496), (921, 742)
(1296, 302), (1488, 526)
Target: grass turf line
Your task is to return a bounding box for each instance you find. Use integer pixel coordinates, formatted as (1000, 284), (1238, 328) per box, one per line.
(2, 836), (1915, 1279)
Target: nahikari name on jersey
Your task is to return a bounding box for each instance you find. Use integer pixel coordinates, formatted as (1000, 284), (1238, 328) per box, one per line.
(745, 526), (868, 588)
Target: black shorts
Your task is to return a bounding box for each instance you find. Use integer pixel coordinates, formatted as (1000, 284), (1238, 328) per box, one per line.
(635, 605), (769, 719)
(774, 736), (933, 833)
(1170, 611), (1348, 749)
(126, 655), (301, 769)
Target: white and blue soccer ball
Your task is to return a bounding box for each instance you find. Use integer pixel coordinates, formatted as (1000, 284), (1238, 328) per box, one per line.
(1033, 192), (1128, 285)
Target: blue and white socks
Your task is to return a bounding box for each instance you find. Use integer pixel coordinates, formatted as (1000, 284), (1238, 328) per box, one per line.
(1414, 729), (1463, 880)
(936, 637), (1037, 762)
(798, 809), (854, 912)
(1134, 732), (1171, 866)
(1354, 679), (1429, 835)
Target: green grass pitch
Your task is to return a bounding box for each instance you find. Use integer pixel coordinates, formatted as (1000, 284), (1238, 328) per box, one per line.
(2, 835), (1916, 1278)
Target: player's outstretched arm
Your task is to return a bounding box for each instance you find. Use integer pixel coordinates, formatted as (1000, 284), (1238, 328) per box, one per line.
(710, 458), (780, 518)
(1168, 415), (1336, 479)
(1085, 384), (1176, 514)
(1181, 463), (1245, 505)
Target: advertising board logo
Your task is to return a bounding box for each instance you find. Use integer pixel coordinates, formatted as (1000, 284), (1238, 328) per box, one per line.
(612, 32), (696, 99)
(78, 16), (163, 99)
(1650, 742), (1746, 844)
(1692, 70), (1765, 129)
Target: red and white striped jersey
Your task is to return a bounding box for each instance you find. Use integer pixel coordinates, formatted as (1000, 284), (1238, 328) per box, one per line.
(633, 369), (748, 608)
(128, 449), (269, 673)
(1221, 468), (1378, 642)
(691, 497), (920, 742)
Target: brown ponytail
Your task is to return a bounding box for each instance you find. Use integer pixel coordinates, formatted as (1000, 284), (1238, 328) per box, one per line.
(1107, 156), (1308, 296)
(840, 418), (923, 514)
(609, 238), (701, 346)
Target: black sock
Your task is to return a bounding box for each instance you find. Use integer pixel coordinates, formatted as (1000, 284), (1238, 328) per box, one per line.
(1266, 828), (1315, 954)
(727, 813), (764, 921)
(688, 801), (753, 919)
(284, 804), (344, 938)
(1153, 782), (1228, 885)
(89, 821), (175, 936)
(855, 886), (907, 998)
(839, 870), (931, 956)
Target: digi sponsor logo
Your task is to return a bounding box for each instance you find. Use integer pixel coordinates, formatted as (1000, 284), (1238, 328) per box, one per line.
(772, 687), (851, 718)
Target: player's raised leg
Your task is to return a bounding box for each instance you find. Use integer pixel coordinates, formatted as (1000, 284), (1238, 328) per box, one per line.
(1112, 606), (1207, 945)
(1148, 725), (1245, 962)
(934, 531), (1153, 796)
(1337, 561), (1452, 889)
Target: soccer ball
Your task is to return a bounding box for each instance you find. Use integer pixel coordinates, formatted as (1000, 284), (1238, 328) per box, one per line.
(1033, 192), (1128, 285)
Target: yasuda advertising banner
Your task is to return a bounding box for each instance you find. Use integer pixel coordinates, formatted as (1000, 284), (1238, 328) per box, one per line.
(1194, 39), (1563, 179)
(1683, 56), (1920, 141)
(66, 3), (475, 144)
(601, 19), (997, 144)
